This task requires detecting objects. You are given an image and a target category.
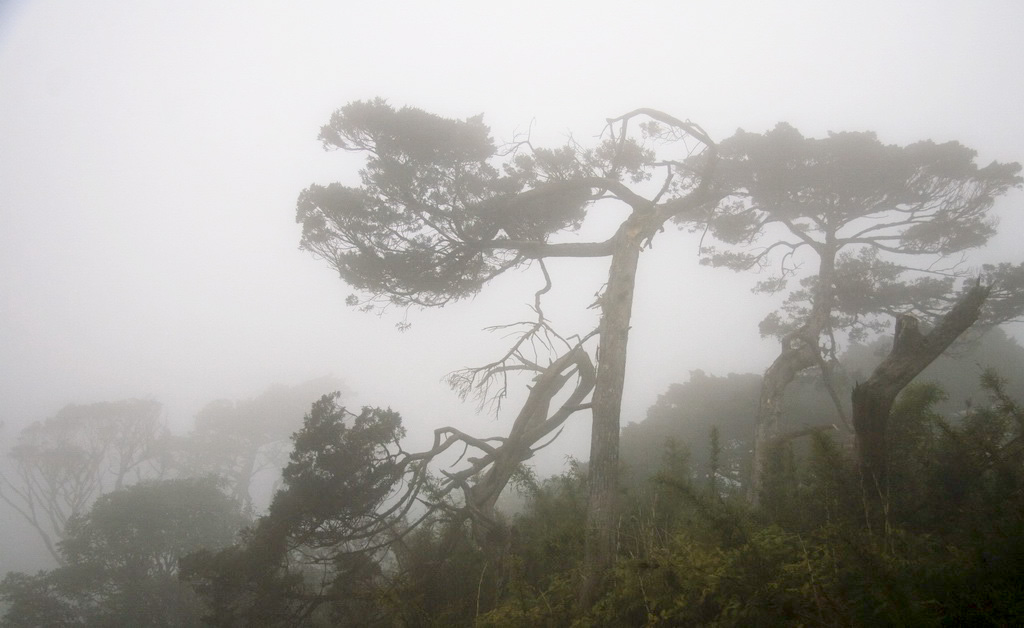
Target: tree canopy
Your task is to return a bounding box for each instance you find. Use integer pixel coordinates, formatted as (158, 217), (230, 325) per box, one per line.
(708, 124), (1020, 260)
(297, 99), (600, 306)
(181, 394), (407, 625)
(705, 123), (1021, 337)
(698, 123), (1022, 498)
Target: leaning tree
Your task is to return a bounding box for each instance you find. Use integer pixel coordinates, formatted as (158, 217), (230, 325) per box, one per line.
(699, 123), (1021, 500)
(295, 100), (723, 604)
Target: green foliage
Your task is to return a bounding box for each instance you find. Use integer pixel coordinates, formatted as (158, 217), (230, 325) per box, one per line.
(14, 348), (1015, 626)
(383, 520), (496, 627)
(623, 371), (761, 486)
(576, 372), (1022, 625)
(476, 462), (588, 627)
(59, 479), (244, 573)
(622, 369), (841, 496)
(297, 99), (598, 306)
(702, 122), (1021, 343)
(182, 393), (405, 626)
(0, 571), (82, 628)
(274, 394), (404, 541)
(480, 369), (1024, 626)
(624, 329), (1024, 505)
(507, 461), (588, 588)
(589, 526), (820, 627)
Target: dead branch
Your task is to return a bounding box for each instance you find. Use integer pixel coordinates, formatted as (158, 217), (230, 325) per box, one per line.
(445, 259), (580, 412)
(852, 282), (991, 487)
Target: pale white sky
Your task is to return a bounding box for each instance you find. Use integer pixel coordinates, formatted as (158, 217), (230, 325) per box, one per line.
(1, 2), (1023, 568)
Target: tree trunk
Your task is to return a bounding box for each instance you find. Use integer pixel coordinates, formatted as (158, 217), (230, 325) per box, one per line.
(749, 246), (836, 503)
(464, 346), (595, 545)
(573, 114), (719, 608)
(578, 218), (645, 608)
(852, 283), (990, 489)
(748, 340), (819, 501)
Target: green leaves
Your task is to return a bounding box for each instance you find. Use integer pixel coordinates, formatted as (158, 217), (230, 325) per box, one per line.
(707, 123), (1021, 345)
(300, 100), (585, 306)
(277, 394), (404, 535)
(715, 123), (1021, 250)
(298, 101), (698, 308)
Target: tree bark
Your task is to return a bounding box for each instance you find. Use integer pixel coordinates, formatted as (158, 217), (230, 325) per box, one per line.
(463, 346), (595, 543)
(852, 283), (990, 489)
(576, 123), (719, 607)
(578, 217), (645, 609)
(748, 341), (819, 501)
(749, 245), (836, 503)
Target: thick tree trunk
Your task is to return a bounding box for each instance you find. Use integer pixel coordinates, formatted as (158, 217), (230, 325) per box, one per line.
(852, 283), (990, 488)
(748, 340), (819, 501)
(749, 246), (836, 503)
(578, 218), (645, 608)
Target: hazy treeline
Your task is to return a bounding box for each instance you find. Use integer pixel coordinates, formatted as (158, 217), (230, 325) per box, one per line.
(3, 331), (1022, 625)
(0, 377), (345, 565)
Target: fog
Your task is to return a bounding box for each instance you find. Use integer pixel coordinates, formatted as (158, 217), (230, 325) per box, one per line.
(2, 1), (1024, 575)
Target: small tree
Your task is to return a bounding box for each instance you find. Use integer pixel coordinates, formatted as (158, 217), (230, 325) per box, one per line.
(0, 399), (168, 564)
(701, 123), (1022, 499)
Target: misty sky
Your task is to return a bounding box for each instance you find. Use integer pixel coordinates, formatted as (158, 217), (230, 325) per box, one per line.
(2, 0), (1024, 493)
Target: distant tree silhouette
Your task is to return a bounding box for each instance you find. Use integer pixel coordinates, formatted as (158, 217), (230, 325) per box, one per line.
(0, 478), (243, 626)
(0, 399), (168, 564)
